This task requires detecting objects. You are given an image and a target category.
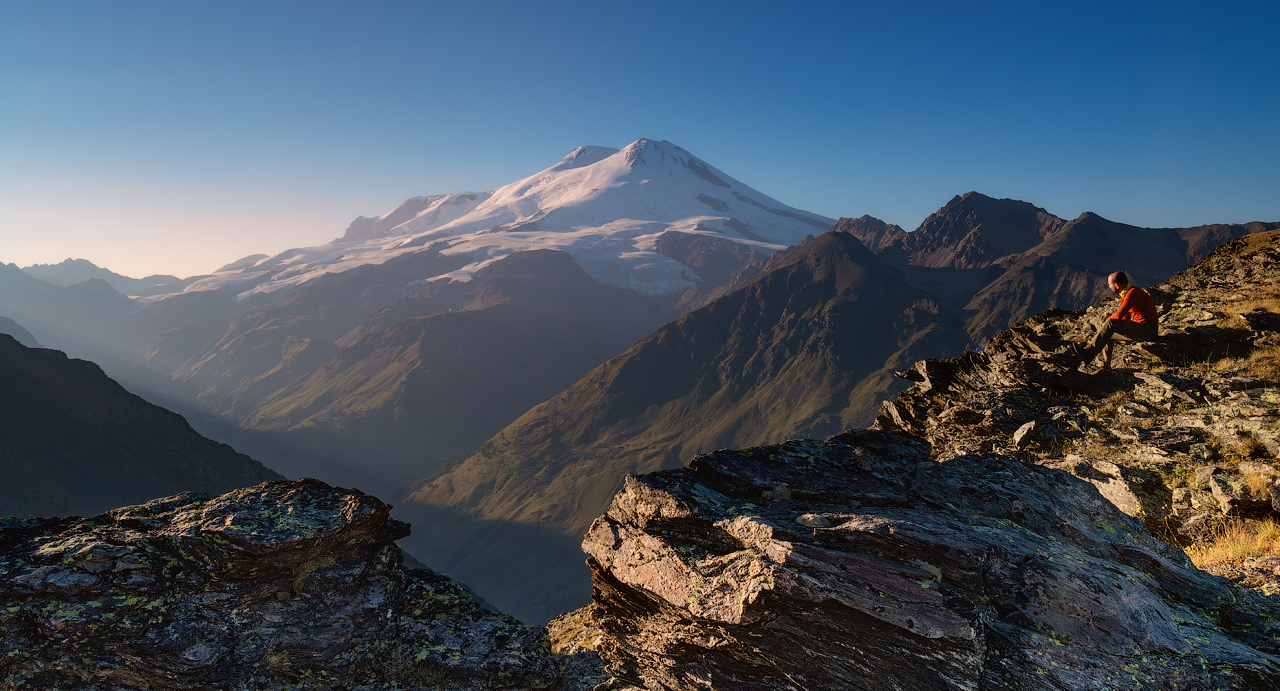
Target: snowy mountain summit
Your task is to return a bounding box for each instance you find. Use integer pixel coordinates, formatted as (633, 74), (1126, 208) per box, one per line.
(156, 139), (834, 304)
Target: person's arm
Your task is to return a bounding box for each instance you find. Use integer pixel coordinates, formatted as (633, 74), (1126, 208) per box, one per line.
(1110, 288), (1133, 321)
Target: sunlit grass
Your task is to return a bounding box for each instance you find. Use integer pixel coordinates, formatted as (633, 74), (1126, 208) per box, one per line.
(1186, 519), (1280, 569)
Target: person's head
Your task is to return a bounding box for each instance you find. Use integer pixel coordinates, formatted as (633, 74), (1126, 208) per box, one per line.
(1108, 271), (1130, 293)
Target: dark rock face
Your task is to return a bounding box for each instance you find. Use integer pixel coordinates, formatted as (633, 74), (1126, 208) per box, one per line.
(581, 430), (1280, 690)
(0, 479), (577, 690)
(653, 230), (768, 287)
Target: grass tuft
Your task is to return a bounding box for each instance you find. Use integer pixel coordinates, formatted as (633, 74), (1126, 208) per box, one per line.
(1244, 471), (1275, 498)
(1186, 519), (1280, 569)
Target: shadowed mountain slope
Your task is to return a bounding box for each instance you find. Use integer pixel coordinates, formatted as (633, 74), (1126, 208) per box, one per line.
(0, 263), (134, 356)
(230, 250), (678, 491)
(0, 316), (38, 347)
(408, 231), (959, 533)
(0, 335), (281, 518)
(830, 215), (906, 253)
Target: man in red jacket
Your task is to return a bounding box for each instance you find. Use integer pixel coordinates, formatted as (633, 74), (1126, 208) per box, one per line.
(1079, 271), (1159, 371)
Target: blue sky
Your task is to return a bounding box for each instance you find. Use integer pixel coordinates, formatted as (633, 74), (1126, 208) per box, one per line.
(2, 1), (1277, 278)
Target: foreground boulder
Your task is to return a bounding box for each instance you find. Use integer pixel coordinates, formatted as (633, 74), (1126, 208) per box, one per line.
(0, 479), (575, 690)
(580, 429), (1280, 690)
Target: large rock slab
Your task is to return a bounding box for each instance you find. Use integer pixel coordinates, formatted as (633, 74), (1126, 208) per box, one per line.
(0, 479), (569, 690)
(582, 429), (1280, 690)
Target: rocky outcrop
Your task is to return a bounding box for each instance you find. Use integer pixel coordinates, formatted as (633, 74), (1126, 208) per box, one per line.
(576, 429), (1280, 689)
(871, 229), (1280, 567)
(0, 479), (594, 690)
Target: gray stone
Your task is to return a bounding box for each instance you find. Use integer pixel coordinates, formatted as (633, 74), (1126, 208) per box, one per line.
(1195, 465), (1220, 487)
(1012, 420), (1036, 448)
(1042, 455), (1171, 525)
(582, 430), (1280, 690)
(1209, 473), (1275, 518)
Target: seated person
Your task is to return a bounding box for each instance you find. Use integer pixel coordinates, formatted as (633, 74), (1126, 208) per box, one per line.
(1078, 271), (1158, 371)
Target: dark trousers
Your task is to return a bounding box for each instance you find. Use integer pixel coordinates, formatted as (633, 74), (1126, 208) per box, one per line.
(1083, 318), (1159, 366)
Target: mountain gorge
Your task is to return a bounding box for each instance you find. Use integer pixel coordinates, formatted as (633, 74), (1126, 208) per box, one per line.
(230, 249), (680, 490)
(395, 231), (964, 620)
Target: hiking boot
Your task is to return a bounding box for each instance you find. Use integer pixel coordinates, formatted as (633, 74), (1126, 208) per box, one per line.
(1055, 342), (1088, 362)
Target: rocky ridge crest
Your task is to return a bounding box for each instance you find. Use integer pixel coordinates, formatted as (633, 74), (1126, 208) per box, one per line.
(875, 229), (1280, 590)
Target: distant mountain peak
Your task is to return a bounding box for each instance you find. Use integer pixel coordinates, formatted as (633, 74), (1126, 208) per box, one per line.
(549, 145), (619, 172)
(831, 216), (907, 253)
(158, 139), (835, 304)
(903, 193), (1066, 269)
(32, 258), (94, 269)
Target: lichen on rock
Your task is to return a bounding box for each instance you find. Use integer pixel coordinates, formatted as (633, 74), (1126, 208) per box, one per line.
(0, 478), (584, 690)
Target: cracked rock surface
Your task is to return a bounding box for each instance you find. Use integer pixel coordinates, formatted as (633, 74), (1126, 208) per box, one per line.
(578, 429), (1279, 690)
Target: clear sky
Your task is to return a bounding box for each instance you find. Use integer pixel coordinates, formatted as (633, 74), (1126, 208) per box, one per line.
(3, 1), (1277, 279)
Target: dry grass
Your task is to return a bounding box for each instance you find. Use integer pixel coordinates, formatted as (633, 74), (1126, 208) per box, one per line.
(1230, 292), (1280, 316)
(1082, 390), (1128, 419)
(1245, 471), (1274, 498)
(1204, 345), (1280, 381)
(1187, 519), (1280, 569)
(1236, 228), (1280, 253)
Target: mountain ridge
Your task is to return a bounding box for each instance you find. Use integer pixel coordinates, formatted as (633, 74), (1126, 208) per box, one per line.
(0, 335), (282, 518)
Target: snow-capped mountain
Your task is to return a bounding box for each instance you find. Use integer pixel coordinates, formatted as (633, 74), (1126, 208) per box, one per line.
(149, 139), (833, 305)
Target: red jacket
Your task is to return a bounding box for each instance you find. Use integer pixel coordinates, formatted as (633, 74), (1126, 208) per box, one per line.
(1110, 285), (1157, 323)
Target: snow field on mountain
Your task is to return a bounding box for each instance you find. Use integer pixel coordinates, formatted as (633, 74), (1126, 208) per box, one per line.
(140, 139), (834, 305)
